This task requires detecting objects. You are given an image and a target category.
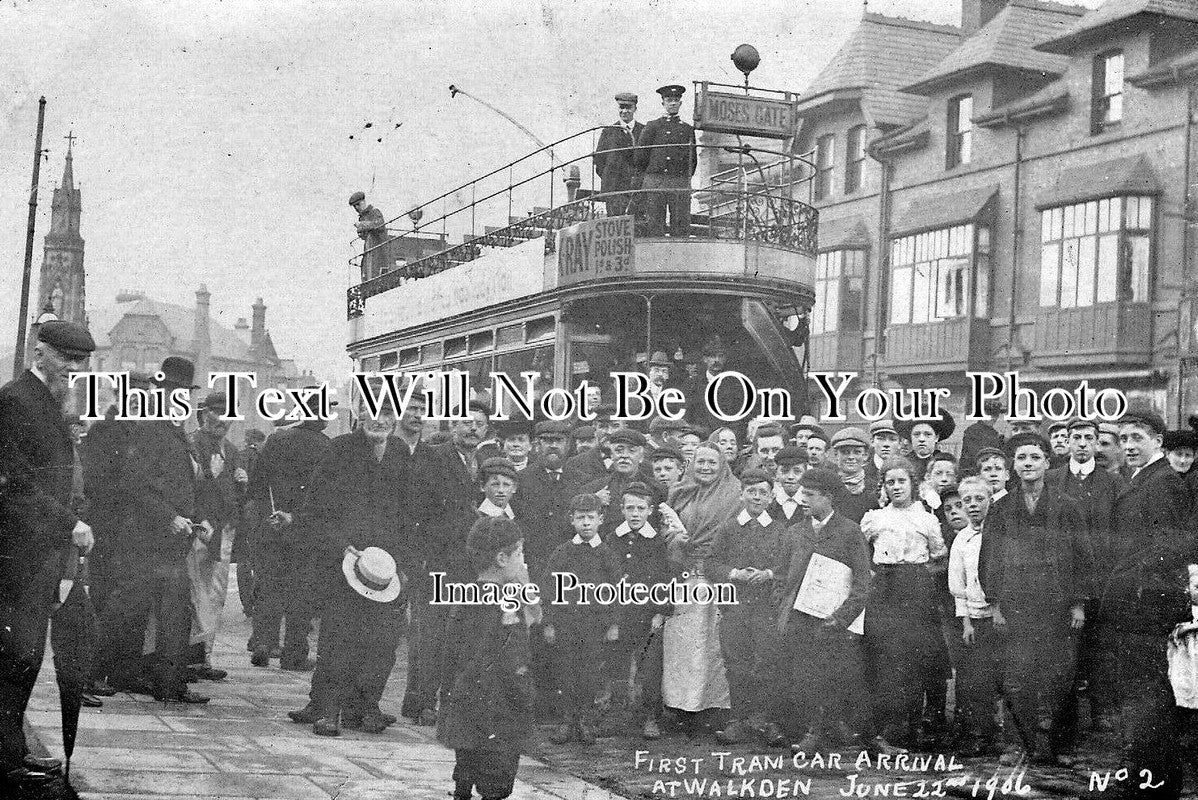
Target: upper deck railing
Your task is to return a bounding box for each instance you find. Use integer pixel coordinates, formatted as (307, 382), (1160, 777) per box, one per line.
(346, 137), (817, 317)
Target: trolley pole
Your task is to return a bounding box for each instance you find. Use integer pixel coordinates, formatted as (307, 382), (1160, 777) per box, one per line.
(13, 96), (46, 380)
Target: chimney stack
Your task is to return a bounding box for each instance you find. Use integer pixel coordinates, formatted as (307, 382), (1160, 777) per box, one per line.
(234, 317), (251, 344)
(194, 284), (212, 386)
(251, 297), (266, 351)
(961, 0), (1006, 36)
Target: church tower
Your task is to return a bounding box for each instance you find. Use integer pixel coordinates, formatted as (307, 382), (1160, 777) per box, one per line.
(36, 132), (86, 327)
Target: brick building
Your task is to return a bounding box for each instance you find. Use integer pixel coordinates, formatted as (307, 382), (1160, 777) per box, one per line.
(788, 0), (1198, 423)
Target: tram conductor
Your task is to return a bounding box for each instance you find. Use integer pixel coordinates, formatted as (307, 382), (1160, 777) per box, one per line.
(593, 92), (644, 218)
(634, 84), (697, 237)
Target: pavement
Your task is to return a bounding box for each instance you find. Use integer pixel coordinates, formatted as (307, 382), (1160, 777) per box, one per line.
(19, 576), (1196, 800)
(22, 577), (612, 800)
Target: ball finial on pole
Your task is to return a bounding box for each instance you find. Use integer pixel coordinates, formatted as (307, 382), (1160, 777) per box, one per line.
(731, 44), (761, 91)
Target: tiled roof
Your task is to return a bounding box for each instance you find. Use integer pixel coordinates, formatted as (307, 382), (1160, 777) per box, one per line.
(891, 185), (999, 237)
(797, 14), (961, 129)
(818, 215), (873, 251)
(1038, 0), (1198, 53)
(89, 296), (262, 363)
(974, 77), (1071, 126)
(1034, 154), (1161, 208)
(904, 1), (1083, 94)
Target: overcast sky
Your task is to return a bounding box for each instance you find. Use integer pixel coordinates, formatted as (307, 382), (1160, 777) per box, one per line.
(0, 0), (1102, 380)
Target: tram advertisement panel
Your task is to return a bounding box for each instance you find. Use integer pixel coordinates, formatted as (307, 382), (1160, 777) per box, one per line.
(556, 215), (635, 287)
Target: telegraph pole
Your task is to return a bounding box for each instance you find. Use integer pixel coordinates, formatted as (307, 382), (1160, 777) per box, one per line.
(13, 96), (47, 379)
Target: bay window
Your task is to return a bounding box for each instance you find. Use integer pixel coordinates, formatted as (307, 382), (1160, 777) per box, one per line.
(1039, 195), (1152, 308)
(889, 223), (989, 325)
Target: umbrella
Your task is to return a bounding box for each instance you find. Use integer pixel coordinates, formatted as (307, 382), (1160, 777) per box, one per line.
(50, 546), (96, 778)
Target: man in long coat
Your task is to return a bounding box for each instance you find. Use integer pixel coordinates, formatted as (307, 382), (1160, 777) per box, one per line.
(634, 84), (697, 237)
(0, 320), (96, 786)
(593, 92), (644, 218)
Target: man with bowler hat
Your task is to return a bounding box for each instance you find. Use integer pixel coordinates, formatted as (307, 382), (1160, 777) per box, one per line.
(96, 357), (209, 704)
(594, 92), (644, 218)
(349, 191), (388, 282)
(0, 320), (96, 786)
(634, 84), (697, 237)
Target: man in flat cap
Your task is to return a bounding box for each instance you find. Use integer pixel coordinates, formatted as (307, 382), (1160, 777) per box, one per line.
(594, 93), (645, 218)
(349, 191), (389, 283)
(0, 320), (96, 785)
(634, 85), (697, 237)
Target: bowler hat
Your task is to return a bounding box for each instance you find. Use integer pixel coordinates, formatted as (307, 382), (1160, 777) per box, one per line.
(348, 191), (366, 206)
(615, 92), (638, 105)
(493, 419), (532, 440)
(647, 351), (672, 368)
(657, 84), (686, 98)
(608, 428), (647, 448)
(153, 356), (198, 389)
(37, 320), (95, 358)
(830, 427), (869, 450)
(342, 547), (403, 603)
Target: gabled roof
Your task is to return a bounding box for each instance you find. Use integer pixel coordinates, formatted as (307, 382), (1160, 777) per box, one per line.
(90, 296), (263, 364)
(796, 14), (961, 129)
(904, 0), (1083, 95)
(1037, 0), (1198, 54)
(818, 215), (873, 251)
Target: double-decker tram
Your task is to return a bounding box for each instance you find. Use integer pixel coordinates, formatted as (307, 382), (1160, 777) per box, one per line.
(345, 76), (819, 420)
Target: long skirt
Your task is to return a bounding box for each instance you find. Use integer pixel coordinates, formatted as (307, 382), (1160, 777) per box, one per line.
(188, 526), (233, 649)
(662, 575), (730, 712)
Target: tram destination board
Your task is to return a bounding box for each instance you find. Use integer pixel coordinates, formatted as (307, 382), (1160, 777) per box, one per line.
(695, 87), (797, 139)
(556, 215), (635, 287)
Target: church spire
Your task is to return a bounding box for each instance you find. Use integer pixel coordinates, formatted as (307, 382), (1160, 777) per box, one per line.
(61, 130), (75, 191)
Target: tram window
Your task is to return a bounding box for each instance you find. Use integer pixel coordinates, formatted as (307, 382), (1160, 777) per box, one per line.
(569, 341), (623, 391)
(361, 355), (381, 372)
(399, 348), (420, 367)
(526, 316), (556, 343)
(379, 351), (399, 371)
(446, 356), (493, 387)
(496, 345), (555, 384)
(420, 343), (441, 364)
(445, 336), (468, 358)
(469, 331), (494, 353)
(497, 324), (524, 349)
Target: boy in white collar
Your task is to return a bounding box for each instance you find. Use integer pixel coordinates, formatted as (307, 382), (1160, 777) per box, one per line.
(540, 493), (621, 745)
(477, 457), (518, 520)
(768, 446), (807, 523)
(975, 447), (1010, 505)
(707, 468), (795, 745)
(605, 481), (672, 739)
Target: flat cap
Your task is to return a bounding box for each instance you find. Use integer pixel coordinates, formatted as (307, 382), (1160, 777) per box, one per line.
(479, 457), (518, 481)
(607, 428), (647, 448)
(1047, 420), (1070, 434)
(869, 419), (898, 437)
(573, 424), (596, 439)
(1120, 408), (1167, 436)
(650, 445), (684, 463)
(657, 84), (686, 98)
(648, 415), (691, 434)
(830, 427), (869, 449)
(623, 480), (654, 499)
(1098, 421), (1121, 438)
(739, 467), (773, 487)
(975, 446), (1007, 463)
(615, 92), (638, 105)
(493, 419), (532, 439)
(37, 320), (95, 357)
(1067, 417), (1100, 433)
(1006, 432), (1051, 457)
(799, 466), (843, 495)
(775, 445), (807, 467)
(535, 420), (572, 437)
(647, 350), (671, 367)
(805, 426), (829, 444)
(348, 191), (366, 205)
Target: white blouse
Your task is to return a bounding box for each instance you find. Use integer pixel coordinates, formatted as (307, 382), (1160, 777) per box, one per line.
(860, 503), (946, 565)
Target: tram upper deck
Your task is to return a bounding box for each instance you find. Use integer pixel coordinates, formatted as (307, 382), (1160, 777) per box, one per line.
(345, 131), (820, 401)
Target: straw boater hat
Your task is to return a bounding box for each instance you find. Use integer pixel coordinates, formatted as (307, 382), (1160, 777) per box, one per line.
(342, 547), (403, 603)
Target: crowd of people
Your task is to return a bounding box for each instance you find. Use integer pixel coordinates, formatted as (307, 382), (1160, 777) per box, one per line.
(6, 318), (1198, 800)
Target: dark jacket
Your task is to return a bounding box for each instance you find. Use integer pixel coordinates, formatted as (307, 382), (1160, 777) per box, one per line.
(634, 115), (697, 178)
(606, 522), (673, 622)
(978, 483), (1090, 612)
(0, 370), (78, 596)
(594, 121), (645, 193)
(249, 422), (331, 548)
(959, 421), (1003, 475)
(430, 441), (488, 581)
(562, 445), (609, 488)
(80, 417), (133, 535)
(539, 538), (621, 629)
(510, 459), (571, 576)
(582, 469), (664, 533)
(1103, 456), (1194, 634)
(437, 593), (533, 752)
(193, 428), (242, 552)
(706, 511), (794, 609)
(117, 420), (197, 561)
(776, 511), (870, 632)
(398, 438), (454, 593)
(1046, 462), (1124, 574)
(301, 431), (410, 591)
(832, 484), (880, 526)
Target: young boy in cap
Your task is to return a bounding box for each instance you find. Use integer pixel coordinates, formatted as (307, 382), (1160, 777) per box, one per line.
(540, 493), (621, 744)
(768, 446), (807, 523)
(478, 457), (519, 520)
(605, 481), (672, 739)
(438, 516), (534, 800)
(975, 447), (1010, 504)
(707, 468), (794, 745)
(828, 427), (880, 524)
(776, 467), (897, 755)
(650, 446), (685, 491)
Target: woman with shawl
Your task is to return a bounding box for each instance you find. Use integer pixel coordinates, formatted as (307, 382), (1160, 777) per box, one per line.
(660, 443), (741, 724)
